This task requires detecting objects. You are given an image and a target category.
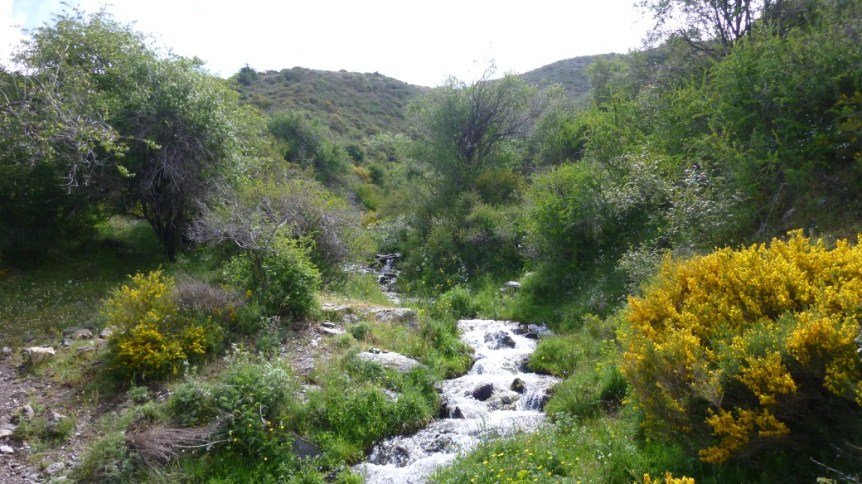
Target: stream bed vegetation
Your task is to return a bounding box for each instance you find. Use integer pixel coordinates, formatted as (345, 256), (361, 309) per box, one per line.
(1, 0), (862, 482)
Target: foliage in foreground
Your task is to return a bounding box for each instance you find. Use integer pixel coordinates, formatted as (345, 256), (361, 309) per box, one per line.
(104, 270), (222, 381)
(622, 231), (862, 464)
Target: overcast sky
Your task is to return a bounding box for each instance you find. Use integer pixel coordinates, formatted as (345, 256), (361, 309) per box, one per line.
(1, 0), (651, 86)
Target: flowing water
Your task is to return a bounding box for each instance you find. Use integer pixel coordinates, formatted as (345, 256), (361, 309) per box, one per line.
(353, 318), (560, 483)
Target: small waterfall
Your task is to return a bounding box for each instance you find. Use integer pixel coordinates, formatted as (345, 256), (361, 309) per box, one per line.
(353, 319), (560, 484)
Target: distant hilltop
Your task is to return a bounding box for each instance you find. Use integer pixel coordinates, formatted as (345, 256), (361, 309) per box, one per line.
(231, 54), (614, 140)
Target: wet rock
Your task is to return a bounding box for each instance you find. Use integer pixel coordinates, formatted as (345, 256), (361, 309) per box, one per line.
(488, 393), (520, 411)
(471, 383), (494, 401)
(24, 346), (55, 364)
(451, 406), (465, 419)
(372, 444), (410, 466)
(0, 445), (13, 454)
(356, 351), (423, 373)
(510, 378), (526, 393)
(484, 331), (516, 349)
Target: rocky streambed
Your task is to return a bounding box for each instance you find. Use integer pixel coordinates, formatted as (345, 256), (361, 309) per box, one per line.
(354, 319), (560, 483)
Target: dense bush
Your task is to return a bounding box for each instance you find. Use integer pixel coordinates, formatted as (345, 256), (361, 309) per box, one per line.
(104, 270), (220, 381)
(622, 231), (862, 463)
(223, 236), (321, 320)
(168, 355), (299, 460)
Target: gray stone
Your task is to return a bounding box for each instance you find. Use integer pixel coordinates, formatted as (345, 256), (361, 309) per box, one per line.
(71, 328), (93, 340)
(471, 383), (494, 401)
(356, 351), (422, 373)
(1, 347), (11, 355)
(76, 346), (96, 354)
(24, 346), (55, 364)
(20, 404), (35, 420)
(0, 445), (13, 454)
(500, 281), (522, 293)
(99, 327), (114, 339)
(319, 324), (345, 336)
(0, 429), (12, 439)
(368, 307), (417, 327)
(44, 462), (65, 475)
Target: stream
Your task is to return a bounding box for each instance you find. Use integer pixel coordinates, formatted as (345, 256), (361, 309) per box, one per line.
(353, 318), (560, 483)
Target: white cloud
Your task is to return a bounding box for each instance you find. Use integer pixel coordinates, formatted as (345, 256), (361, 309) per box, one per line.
(6, 0), (652, 85)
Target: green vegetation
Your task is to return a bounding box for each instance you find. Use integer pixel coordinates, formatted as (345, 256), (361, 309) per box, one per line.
(233, 66), (425, 141)
(2, 0), (862, 482)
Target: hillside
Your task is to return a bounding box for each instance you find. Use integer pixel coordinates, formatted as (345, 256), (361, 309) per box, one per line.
(518, 53), (617, 98)
(232, 66), (426, 140)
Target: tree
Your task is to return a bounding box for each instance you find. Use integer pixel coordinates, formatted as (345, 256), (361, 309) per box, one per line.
(642, 0), (774, 56)
(412, 71), (533, 195)
(0, 10), (257, 260)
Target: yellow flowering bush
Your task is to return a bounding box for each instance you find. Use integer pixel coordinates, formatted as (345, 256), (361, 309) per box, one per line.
(104, 270), (217, 381)
(643, 472), (695, 484)
(622, 231), (862, 463)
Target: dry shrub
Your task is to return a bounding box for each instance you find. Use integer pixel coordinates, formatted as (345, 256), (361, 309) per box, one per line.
(125, 422), (220, 467)
(174, 278), (244, 318)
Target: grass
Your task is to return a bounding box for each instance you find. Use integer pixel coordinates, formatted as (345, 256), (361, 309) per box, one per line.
(0, 217), (165, 346)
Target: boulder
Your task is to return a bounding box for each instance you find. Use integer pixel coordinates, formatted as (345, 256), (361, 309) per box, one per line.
(356, 351), (422, 373)
(64, 327), (93, 340)
(471, 383), (494, 401)
(451, 406), (465, 419)
(0, 445), (13, 454)
(71, 328), (93, 340)
(510, 378), (526, 394)
(484, 331), (516, 349)
(367, 307), (417, 327)
(24, 346), (55, 364)
(0, 429), (12, 439)
(99, 327), (115, 339)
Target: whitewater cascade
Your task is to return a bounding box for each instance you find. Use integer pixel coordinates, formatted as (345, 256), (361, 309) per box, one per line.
(354, 318), (560, 483)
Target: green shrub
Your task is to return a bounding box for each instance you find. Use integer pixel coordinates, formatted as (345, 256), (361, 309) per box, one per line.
(104, 270), (221, 381)
(431, 285), (479, 320)
(224, 237), (321, 320)
(168, 355), (299, 461)
(72, 431), (137, 483)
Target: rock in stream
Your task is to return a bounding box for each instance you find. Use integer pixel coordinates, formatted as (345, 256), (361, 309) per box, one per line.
(353, 319), (559, 483)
